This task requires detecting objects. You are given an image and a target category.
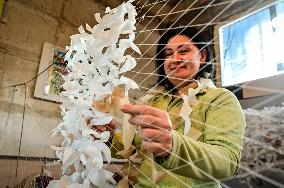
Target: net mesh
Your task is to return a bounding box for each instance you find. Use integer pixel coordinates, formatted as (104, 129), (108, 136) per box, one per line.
(0, 0), (283, 187)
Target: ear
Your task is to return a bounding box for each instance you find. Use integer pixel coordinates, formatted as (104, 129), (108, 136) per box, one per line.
(200, 50), (207, 65)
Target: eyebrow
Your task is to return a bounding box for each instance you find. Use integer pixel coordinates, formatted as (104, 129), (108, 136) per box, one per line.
(165, 44), (190, 51)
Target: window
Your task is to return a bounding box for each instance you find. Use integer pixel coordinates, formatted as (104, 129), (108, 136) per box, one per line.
(218, 1), (284, 87)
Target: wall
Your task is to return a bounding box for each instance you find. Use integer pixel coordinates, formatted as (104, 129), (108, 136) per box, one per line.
(239, 94), (284, 109)
(0, 0), (160, 186)
(0, 0), (4, 17)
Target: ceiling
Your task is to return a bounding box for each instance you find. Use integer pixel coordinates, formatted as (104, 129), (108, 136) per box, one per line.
(96, 0), (276, 33)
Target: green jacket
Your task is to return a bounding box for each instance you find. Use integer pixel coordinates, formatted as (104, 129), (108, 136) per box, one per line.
(112, 87), (246, 188)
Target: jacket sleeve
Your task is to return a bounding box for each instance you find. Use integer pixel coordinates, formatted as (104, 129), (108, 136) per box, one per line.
(159, 89), (246, 181)
(110, 131), (124, 158)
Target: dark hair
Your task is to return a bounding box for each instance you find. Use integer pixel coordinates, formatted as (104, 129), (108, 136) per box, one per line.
(156, 27), (215, 91)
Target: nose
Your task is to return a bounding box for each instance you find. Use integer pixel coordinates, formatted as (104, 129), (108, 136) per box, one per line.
(170, 52), (183, 62)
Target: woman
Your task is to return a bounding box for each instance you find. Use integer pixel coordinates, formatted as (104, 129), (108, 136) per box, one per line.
(110, 27), (246, 188)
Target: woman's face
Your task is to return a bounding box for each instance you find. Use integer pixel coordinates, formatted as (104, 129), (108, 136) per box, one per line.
(163, 35), (206, 89)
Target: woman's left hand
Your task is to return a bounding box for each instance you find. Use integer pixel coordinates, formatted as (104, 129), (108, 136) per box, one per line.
(120, 104), (173, 157)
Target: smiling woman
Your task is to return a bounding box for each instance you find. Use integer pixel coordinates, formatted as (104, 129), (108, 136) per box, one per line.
(163, 35), (207, 90)
(156, 27), (215, 92)
(109, 27), (246, 188)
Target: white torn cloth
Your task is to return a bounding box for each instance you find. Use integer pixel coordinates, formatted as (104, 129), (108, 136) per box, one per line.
(179, 78), (216, 135)
(49, 1), (140, 188)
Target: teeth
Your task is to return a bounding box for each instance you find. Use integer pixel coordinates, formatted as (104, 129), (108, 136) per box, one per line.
(171, 66), (185, 70)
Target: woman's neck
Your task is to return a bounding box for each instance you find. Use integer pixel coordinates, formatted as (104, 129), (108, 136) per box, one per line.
(175, 81), (198, 96)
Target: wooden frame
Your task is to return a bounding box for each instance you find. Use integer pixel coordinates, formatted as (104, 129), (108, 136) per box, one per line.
(34, 42), (67, 103)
